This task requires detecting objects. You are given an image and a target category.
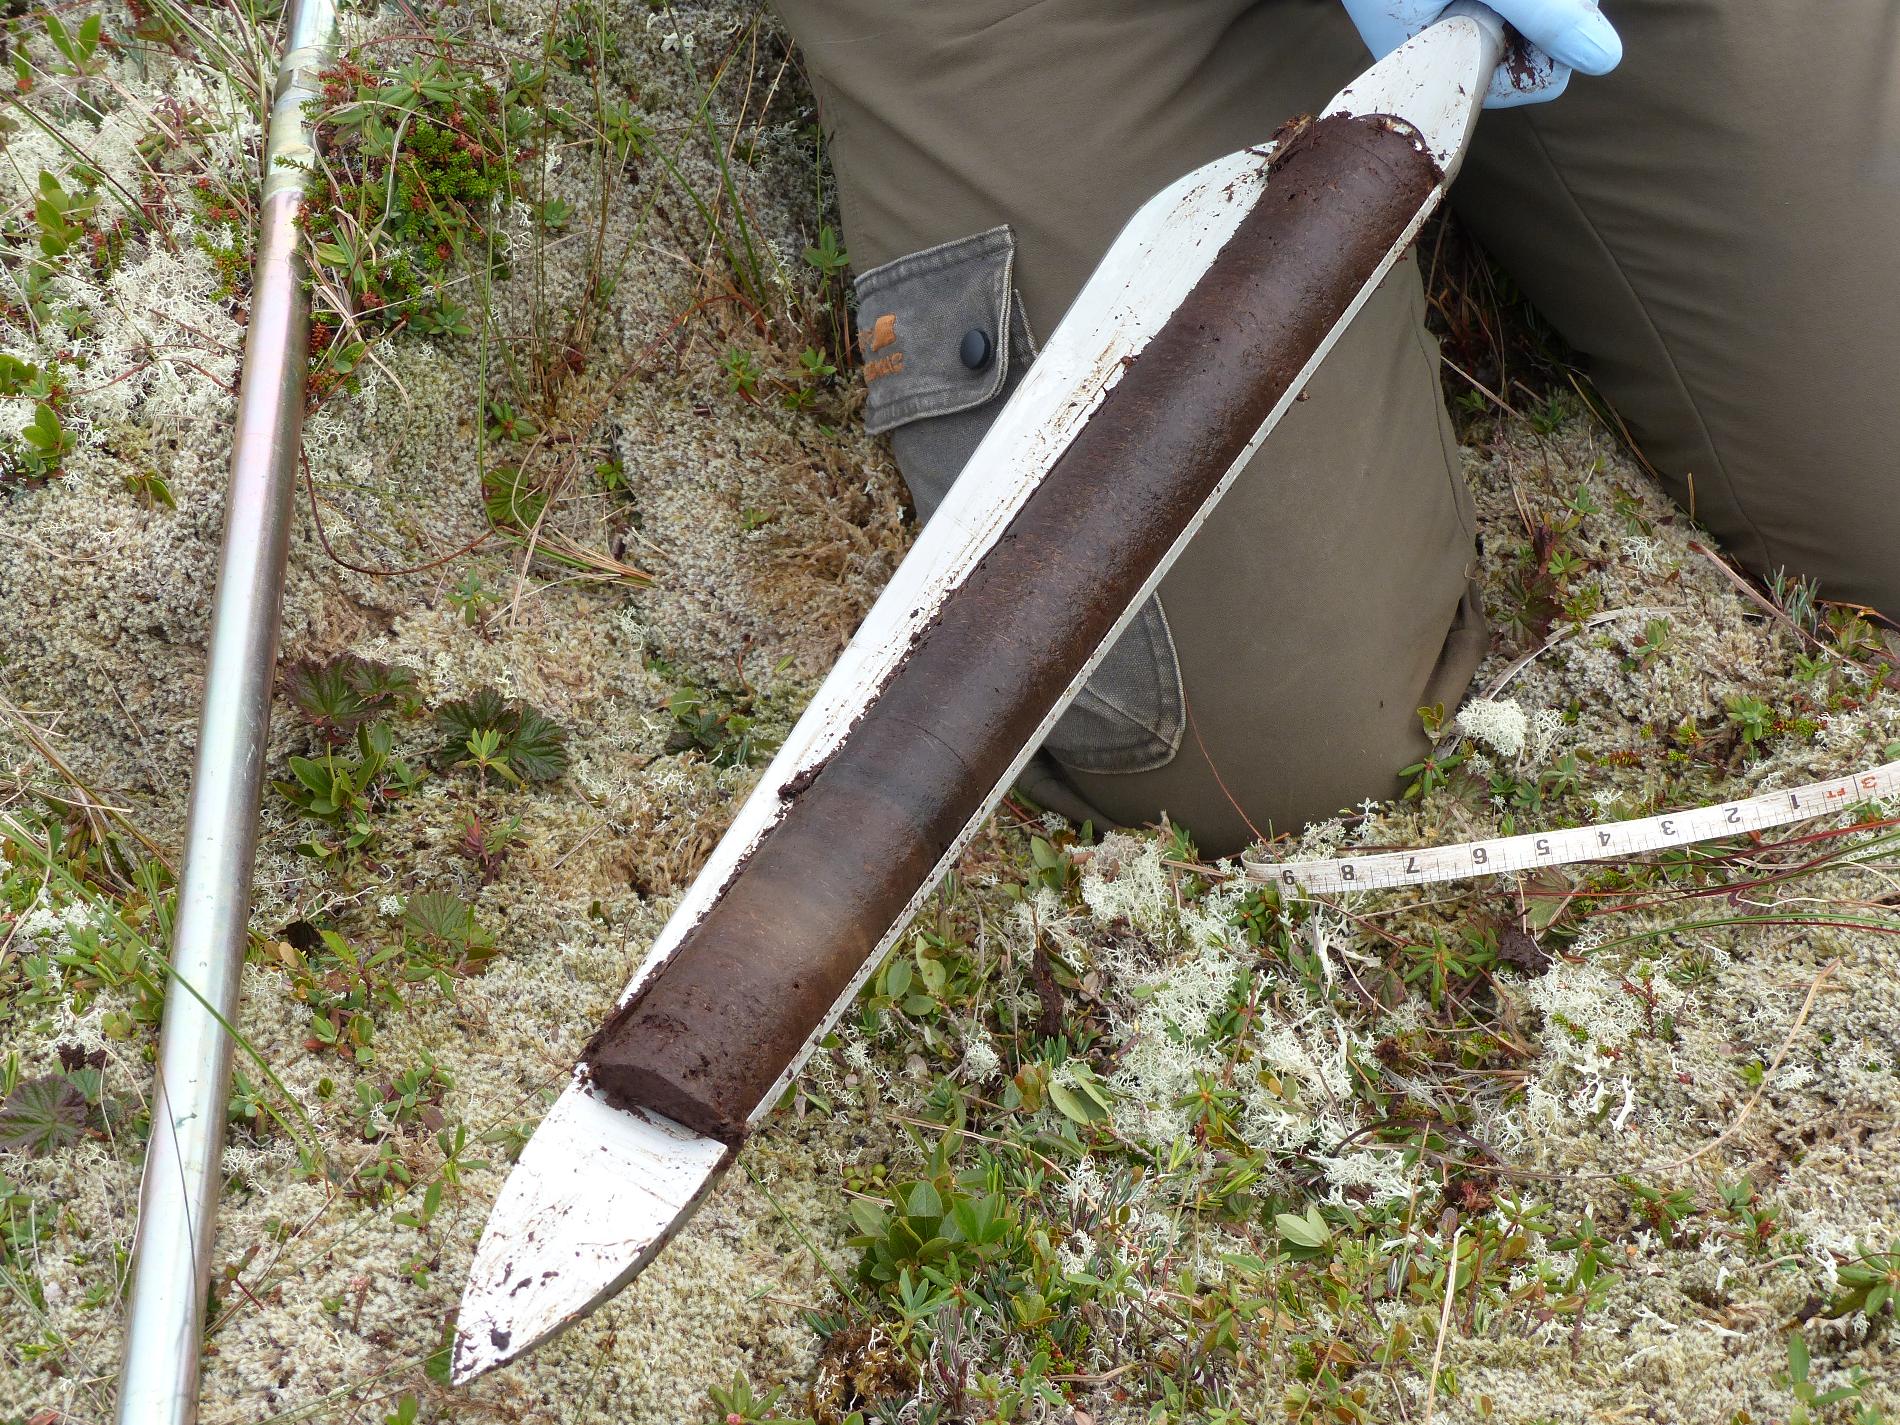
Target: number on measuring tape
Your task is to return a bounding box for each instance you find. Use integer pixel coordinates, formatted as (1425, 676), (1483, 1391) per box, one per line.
(1247, 756), (1900, 898)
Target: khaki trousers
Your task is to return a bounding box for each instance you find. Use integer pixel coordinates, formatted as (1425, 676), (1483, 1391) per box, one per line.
(771, 0), (1900, 856)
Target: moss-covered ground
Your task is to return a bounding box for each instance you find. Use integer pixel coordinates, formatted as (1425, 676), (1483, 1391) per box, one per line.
(1, 3), (1896, 1423)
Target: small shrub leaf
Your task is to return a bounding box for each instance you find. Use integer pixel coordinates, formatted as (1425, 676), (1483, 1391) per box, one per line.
(0, 1074), (90, 1157)
(1276, 1208), (1332, 1251)
(504, 707), (568, 782)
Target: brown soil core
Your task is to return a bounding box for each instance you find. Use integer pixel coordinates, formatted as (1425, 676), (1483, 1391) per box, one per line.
(583, 113), (1442, 1144)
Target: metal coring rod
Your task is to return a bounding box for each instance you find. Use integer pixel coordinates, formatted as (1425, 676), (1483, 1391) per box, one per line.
(115, 0), (339, 1420)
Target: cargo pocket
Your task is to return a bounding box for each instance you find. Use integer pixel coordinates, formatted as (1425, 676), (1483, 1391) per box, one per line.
(853, 226), (1184, 776)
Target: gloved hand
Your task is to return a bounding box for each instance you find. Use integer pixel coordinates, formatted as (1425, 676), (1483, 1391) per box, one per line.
(1339, 0), (1622, 108)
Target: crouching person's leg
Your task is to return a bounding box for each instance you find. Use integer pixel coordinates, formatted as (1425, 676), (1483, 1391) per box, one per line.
(773, 0), (1486, 857)
(1455, 0), (1900, 616)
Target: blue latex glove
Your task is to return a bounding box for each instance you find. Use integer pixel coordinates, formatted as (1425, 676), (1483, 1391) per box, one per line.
(1339, 0), (1622, 107)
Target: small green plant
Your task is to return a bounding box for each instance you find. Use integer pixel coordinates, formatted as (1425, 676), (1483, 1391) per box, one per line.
(802, 224), (848, 280)
(706, 1372), (810, 1423)
(0, 354), (54, 400)
(448, 571), (502, 626)
(1400, 745), (1466, 801)
(1716, 1179), (1784, 1257)
(123, 468), (176, 509)
(1781, 1331), (1886, 1425)
(283, 654), (417, 746)
(307, 49), (515, 365)
(0, 350), (73, 489)
(664, 684), (763, 768)
(1827, 1241), (1900, 1323)
(781, 346), (838, 411)
(1024, 835), (1076, 896)
(1400, 927), (1496, 1011)
(1524, 389), (1573, 435)
(354, 1051), (453, 1143)
(719, 347), (763, 399)
(44, 11), (104, 77)
(1629, 615), (1670, 665)
(1275, 1203), (1334, 1258)
(1048, 1062), (1114, 1128)
(272, 722), (424, 858)
(0, 1073), (91, 1158)
(7, 403), (71, 482)
(795, 221), (854, 368)
(859, 929), (984, 1033)
(457, 727), (512, 785)
(456, 812), (522, 883)
(33, 170), (96, 260)
(1724, 693), (1775, 757)
(484, 398), (539, 444)
(1618, 1176), (1700, 1247)
(402, 891), (499, 969)
(1490, 494), (1604, 649)
(278, 899), (494, 1073)
(846, 1169), (1012, 1289)
(598, 98), (653, 162)
(481, 463), (548, 532)
(434, 688), (568, 786)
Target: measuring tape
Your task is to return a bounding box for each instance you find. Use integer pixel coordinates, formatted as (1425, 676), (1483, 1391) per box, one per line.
(1244, 757), (1900, 897)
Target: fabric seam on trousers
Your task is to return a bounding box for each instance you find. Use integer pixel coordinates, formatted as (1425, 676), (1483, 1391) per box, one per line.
(1012, 288), (1038, 362)
(1409, 291), (1476, 542)
(1516, 117), (1777, 574)
(1050, 597), (1186, 775)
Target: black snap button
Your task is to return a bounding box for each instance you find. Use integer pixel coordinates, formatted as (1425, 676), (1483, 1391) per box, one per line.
(959, 327), (993, 371)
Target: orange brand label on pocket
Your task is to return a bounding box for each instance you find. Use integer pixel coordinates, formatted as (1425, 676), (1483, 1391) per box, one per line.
(867, 313), (898, 353)
(864, 350), (905, 382)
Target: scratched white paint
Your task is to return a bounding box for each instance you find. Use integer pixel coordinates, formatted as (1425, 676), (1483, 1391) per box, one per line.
(451, 1091), (726, 1383)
